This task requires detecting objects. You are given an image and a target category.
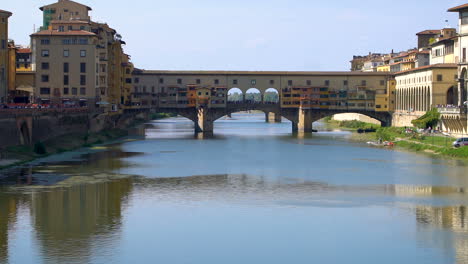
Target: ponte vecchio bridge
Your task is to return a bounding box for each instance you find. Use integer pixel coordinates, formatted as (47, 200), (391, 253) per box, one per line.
(133, 70), (394, 134)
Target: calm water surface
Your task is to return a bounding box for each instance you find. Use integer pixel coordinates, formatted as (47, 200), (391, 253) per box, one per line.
(1, 113), (468, 264)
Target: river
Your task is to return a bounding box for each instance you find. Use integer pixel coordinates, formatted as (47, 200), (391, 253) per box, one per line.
(1, 113), (468, 264)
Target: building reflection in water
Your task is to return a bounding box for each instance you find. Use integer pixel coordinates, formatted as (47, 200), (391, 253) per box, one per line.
(30, 178), (133, 263)
(0, 190), (21, 263)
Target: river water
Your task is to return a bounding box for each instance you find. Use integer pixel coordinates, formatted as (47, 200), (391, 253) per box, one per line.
(1, 113), (468, 264)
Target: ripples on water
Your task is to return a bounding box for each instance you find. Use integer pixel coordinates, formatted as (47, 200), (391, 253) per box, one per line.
(1, 113), (468, 264)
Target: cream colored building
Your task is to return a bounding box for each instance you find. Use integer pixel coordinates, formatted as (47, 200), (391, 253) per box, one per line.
(393, 64), (458, 127)
(31, 30), (98, 105)
(0, 9), (12, 104)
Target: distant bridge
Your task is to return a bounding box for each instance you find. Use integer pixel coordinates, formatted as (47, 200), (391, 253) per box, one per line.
(134, 70), (394, 134)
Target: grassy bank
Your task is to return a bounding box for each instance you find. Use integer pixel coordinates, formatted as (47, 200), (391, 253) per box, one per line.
(351, 126), (468, 159)
(0, 128), (130, 170)
(322, 118), (468, 159)
(324, 117), (380, 130)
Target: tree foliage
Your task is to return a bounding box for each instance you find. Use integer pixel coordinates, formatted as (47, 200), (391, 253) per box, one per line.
(411, 108), (440, 129)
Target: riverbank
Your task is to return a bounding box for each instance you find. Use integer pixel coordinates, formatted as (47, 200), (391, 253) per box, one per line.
(322, 118), (468, 160)
(0, 128), (130, 170)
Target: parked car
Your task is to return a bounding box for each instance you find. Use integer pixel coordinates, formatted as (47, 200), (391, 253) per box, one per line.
(453, 137), (468, 148)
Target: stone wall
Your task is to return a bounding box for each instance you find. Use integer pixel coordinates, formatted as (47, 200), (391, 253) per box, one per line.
(392, 111), (425, 127)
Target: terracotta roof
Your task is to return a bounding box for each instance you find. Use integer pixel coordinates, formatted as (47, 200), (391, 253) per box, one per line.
(416, 30), (440, 35)
(395, 63), (458, 75)
(40, 0), (92, 11)
(31, 30), (96, 36)
(136, 70), (392, 77)
(17, 48), (31, 54)
(0, 9), (12, 16)
(448, 4), (468, 12)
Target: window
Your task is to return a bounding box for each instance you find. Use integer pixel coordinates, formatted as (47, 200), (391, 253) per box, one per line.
(58, 26), (64, 32)
(343, 80), (348, 86)
(462, 12), (468, 25)
(306, 80), (311, 86)
(196, 79), (201, 84)
(40, 39), (50, 45)
(134, 78), (139, 83)
(270, 80), (274, 85)
(63, 49), (69, 57)
(80, 63), (86, 73)
(80, 88), (86, 95)
(80, 75), (86, 85)
(437, 74), (443, 82)
(41, 62), (49, 70)
(68, 26), (73, 31)
(380, 80), (385, 86)
(177, 78), (182, 84)
(233, 79), (238, 85)
(80, 26), (85, 30)
(63, 87), (69, 95)
(0, 39), (4, 50)
(214, 79), (219, 85)
(40, 88), (50, 95)
(64, 75), (69, 85)
(41, 50), (49, 57)
(72, 87), (77, 95)
(79, 38), (88, 45)
(159, 78), (164, 84)
(41, 75), (49, 82)
(251, 79), (256, 85)
(288, 80), (293, 86)
(325, 80), (330, 86)
(361, 80), (367, 86)
(80, 50), (86, 57)
(63, 63), (69, 73)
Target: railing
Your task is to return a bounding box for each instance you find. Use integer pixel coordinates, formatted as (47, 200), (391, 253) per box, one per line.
(437, 106), (467, 115)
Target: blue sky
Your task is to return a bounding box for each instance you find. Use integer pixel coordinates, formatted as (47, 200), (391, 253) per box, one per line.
(2, 0), (466, 71)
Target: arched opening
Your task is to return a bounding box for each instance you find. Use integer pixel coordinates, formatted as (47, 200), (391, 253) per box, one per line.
(264, 88), (279, 104)
(446, 86), (457, 105)
(245, 88), (261, 104)
(228, 88), (243, 103)
(321, 113), (383, 130)
(19, 122), (31, 145)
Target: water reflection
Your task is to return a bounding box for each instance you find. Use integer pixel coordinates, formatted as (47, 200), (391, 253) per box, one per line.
(31, 178), (133, 263)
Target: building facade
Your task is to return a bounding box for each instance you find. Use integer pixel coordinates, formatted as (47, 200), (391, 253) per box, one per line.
(393, 64), (458, 127)
(0, 9), (12, 104)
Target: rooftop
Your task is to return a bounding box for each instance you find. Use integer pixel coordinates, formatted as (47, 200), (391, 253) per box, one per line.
(31, 30), (96, 36)
(40, 0), (92, 11)
(395, 63), (458, 75)
(448, 4), (468, 12)
(0, 9), (12, 16)
(416, 30), (440, 35)
(17, 48), (31, 54)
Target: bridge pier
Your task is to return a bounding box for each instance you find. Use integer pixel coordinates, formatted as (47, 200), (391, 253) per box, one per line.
(295, 108), (313, 133)
(195, 107), (214, 135)
(265, 112), (282, 123)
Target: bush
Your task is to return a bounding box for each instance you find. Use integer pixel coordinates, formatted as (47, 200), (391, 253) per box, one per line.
(412, 108), (440, 129)
(34, 142), (47, 155)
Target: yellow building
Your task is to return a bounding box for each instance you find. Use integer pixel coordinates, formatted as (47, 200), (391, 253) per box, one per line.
(393, 64), (458, 127)
(375, 78), (396, 112)
(0, 9), (12, 103)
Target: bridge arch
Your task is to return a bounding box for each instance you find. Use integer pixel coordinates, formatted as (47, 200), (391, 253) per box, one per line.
(245, 88), (262, 103)
(19, 121), (31, 145)
(264, 88), (280, 103)
(312, 111), (392, 127)
(228, 88), (243, 103)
